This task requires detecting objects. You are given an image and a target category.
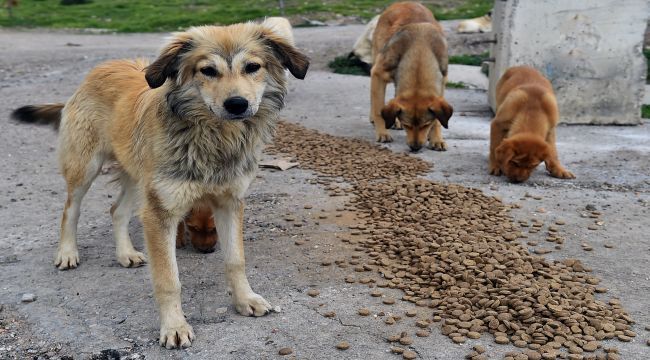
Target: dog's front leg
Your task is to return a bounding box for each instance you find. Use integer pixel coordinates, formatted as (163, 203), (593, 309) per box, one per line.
(489, 119), (508, 175)
(142, 199), (194, 349)
(370, 66), (392, 142)
(544, 128), (575, 179)
(428, 121), (447, 151)
(213, 197), (271, 317)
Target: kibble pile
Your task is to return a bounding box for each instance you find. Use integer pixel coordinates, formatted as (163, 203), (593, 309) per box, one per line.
(268, 121), (636, 359)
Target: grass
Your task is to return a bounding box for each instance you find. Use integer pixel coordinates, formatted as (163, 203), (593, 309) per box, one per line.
(0, 0), (493, 32)
(446, 81), (469, 89)
(642, 105), (650, 119)
(449, 52), (489, 66)
(328, 55), (370, 76)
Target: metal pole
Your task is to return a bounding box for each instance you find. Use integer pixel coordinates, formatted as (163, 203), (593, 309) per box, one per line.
(278, 0), (285, 16)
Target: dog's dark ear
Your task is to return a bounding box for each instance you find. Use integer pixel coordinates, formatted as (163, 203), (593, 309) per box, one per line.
(430, 98), (453, 129)
(381, 99), (402, 130)
(262, 31), (310, 80)
(145, 33), (193, 89)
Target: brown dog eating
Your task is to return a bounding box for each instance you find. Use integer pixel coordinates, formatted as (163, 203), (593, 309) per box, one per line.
(489, 66), (575, 182)
(370, 1), (453, 152)
(176, 206), (218, 253)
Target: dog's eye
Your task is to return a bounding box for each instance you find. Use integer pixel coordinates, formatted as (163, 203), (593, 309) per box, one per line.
(200, 66), (218, 77)
(245, 63), (261, 74)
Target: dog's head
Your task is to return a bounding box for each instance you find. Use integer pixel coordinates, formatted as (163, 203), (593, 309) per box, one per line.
(185, 206), (218, 253)
(145, 23), (309, 120)
(381, 95), (453, 152)
(495, 134), (550, 183)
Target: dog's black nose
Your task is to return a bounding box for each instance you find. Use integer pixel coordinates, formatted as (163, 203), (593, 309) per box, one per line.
(223, 96), (248, 115)
(409, 144), (422, 152)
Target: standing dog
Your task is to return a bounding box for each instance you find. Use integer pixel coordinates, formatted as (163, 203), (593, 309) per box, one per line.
(370, 1), (453, 152)
(489, 66), (575, 182)
(12, 22), (308, 348)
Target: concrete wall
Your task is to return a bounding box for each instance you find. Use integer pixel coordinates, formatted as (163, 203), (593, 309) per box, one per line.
(488, 0), (648, 124)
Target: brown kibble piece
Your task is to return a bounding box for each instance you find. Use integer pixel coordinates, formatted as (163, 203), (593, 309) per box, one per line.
(406, 309), (417, 317)
(278, 347), (293, 355)
(416, 330), (430, 337)
(358, 308), (370, 316)
(391, 346), (405, 354)
(383, 298), (395, 305)
(387, 334), (401, 342)
(336, 341), (350, 350)
(495, 336), (510, 344)
(452, 336), (467, 343)
(415, 320), (429, 328)
(399, 337), (414, 345)
(307, 289), (320, 297)
(403, 350), (417, 360)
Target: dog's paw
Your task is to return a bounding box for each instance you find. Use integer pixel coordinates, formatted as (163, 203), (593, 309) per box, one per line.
(234, 292), (272, 317)
(489, 164), (502, 176)
(376, 132), (393, 143)
(428, 140), (447, 151)
(117, 250), (147, 268)
(489, 167), (502, 176)
(550, 168), (575, 179)
(55, 248), (79, 270)
(159, 320), (194, 349)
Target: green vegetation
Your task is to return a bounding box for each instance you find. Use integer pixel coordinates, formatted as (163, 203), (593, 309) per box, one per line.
(446, 81), (468, 89)
(642, 105), (650, 119)
(328, 55), (370, 76)
(449, 52), (488, 66)
(0, 0), (493, 33)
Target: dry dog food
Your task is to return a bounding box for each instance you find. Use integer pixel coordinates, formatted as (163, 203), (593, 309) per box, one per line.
(268, 122), (636, 358)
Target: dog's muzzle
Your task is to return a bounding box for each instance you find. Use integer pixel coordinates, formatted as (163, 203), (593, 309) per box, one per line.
(223, 96), (249, 116)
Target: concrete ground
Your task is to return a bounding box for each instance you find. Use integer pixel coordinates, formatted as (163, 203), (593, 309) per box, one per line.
(0, 25), (649, 360)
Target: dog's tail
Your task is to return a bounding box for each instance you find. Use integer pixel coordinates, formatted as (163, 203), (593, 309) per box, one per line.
(11, 103), (64, 131)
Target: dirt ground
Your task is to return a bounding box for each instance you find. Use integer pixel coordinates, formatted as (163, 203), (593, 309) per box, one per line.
(0, 24), (649, 360)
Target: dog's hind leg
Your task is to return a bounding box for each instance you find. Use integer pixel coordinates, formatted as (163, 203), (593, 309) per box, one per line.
(213, 196), (272, 317)
(57, 153), (103, 270)
(110, 175), (146, 267)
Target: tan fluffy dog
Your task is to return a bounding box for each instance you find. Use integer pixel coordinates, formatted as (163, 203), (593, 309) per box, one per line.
(370, 1), (453, 152)
(489, 66), (575, 182)
(12, 23), (308, 348)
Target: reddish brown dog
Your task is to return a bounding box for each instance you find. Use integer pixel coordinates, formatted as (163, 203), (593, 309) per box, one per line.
(489, 66), (575, 182)
(176, 206), (218, 253)
(370, 1), (452, 152)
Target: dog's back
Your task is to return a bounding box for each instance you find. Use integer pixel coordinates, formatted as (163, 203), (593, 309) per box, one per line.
(372, 2), (440, 60)
(495, 66), (558, 134)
